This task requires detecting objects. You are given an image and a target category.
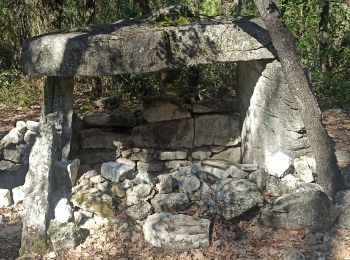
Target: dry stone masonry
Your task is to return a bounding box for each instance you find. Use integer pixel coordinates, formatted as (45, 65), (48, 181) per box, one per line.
(77, 95), (242, 175)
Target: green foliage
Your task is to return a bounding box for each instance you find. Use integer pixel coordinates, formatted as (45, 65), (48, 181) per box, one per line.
(0, 0), (349, 108)
(276, 0), (350, 105)
(0, 70), (43, 106)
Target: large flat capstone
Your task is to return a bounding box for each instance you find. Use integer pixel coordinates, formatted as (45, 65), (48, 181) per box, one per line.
(22, 17), (275, 76)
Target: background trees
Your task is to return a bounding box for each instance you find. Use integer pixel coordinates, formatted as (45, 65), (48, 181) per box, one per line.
(0, 0), (349, 107)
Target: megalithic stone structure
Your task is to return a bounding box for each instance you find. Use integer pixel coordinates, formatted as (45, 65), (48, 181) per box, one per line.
(19, 14), (312, 255)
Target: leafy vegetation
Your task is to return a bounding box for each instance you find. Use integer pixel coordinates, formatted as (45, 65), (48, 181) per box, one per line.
(0, 0), (348, 107)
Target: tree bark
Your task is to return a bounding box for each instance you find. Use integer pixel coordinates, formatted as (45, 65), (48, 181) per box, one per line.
(137, 0), (151, 15)
(319, 0), (330, 74)
(254, 0), (343, 199)
(85, 0), (96, 25)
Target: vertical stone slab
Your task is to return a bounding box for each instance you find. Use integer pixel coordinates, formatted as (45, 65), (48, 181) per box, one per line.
(20, 124), (58, 255)
(237, 60), (310, 169)
(42, 76), (74, 160)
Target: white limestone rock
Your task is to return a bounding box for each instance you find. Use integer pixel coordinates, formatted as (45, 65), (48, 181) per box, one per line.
(143, 213), (210, 249)
(153, 149), (188, 160)
(191, 147), (212, 160)
(12, 185), (25, 204)
(151, 193), (189, 212)
(126, 183), (154, 206)
(266, 151), (292, 178)
(0, 189), (12, 208)
(212, 179), (264, 219)
(126, 201), (152, 220)
(26, 120), (40, 132)
(294, 157), (314, 183)
(101, 161), (135, 183)
(54, 198), (73, 223)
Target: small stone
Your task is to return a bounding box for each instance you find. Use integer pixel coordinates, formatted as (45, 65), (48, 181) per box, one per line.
(143, 213), (210, 249)
(131, 149), (153, 162)
(201, 159), (230, 170)
(126, 183), (154, 206)
(156, 174), (173, 194)
(191, 147), (212, 160)
(54, 198), (73, 223)
(164, 160), (191, 169)
(116, 157), (136, 169)
(171, 170), (201, 193)
(239, 163), (258, 172)
(96, 181), (109, 192)
(48, 251), (57, 259)
(208, 146), (226, 153)
(335, 150), (350, 168)
(12, 185), (25, 204)
(26, 120), (40, 132)
(266, 151), (292, 178)
(83, 169), (98, 179)
(294, 157), (314, 183)
(151, 193), (189, 212)
(47, 220), (82, 252)
(126, 201), (152, 220)
(3, 149), (21, 163)
(153, 149), (188, 160)
(90, 175), (105, 184)
(73, 210), (83, 225)
(212, 179), (263, 219)
(121, 148), (133, 158)
(24, 130), (37, 144)
(0, 189), (12, 207)
(110, 183), (126, 198)
(202, 165), (230, 179)
(101, 162), (135, 183)
(137, 161), (163, 172)
(211, 147), (241, 162)
(196, 171), (219, 185)
(71, 191), (114, 218)
(248, 169), (266, 190)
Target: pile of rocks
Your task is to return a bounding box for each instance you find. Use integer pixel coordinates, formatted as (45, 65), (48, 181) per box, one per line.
(78, 95), (242, 175)
(0, 120), (40, 207)
(45, 154), (347, 252)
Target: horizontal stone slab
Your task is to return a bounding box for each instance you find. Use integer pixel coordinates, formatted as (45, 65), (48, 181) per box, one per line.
(22, 17), (275, 76)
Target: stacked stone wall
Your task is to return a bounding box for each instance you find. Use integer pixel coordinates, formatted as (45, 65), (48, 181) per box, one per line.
(77, 95), (242, 175)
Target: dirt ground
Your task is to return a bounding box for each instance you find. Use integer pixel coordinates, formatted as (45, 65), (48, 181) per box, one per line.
(0, 104), (349, 260)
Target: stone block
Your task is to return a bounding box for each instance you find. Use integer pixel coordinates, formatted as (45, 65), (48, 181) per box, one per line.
(80, 128), (131, 149)
(194, 114), (240, 147)
(137, 161), (163, 172)
(143, 95), (191, 122)
(153, 149), (188, 160)
(211, 147), (241, 162)
(192, 97), (239, 114)
(101, 162), (135, 183)
(143, 213), (210, 249)
(151, 193), (189, 212)
(131, 119), (194, 149)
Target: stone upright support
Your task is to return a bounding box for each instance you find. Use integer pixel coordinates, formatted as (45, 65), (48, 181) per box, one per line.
(20, 76), (74, 256)
(237, 60), (310, 169)
(20, 123), (58, 255)
(42, 76), (74, 160)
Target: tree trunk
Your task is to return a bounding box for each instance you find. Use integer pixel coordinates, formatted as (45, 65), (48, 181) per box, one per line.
(319, 0), (330, 74)
(85, 0), (96, 25)
(137, 0), (151, 15)
(253, 0), (343, 199)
